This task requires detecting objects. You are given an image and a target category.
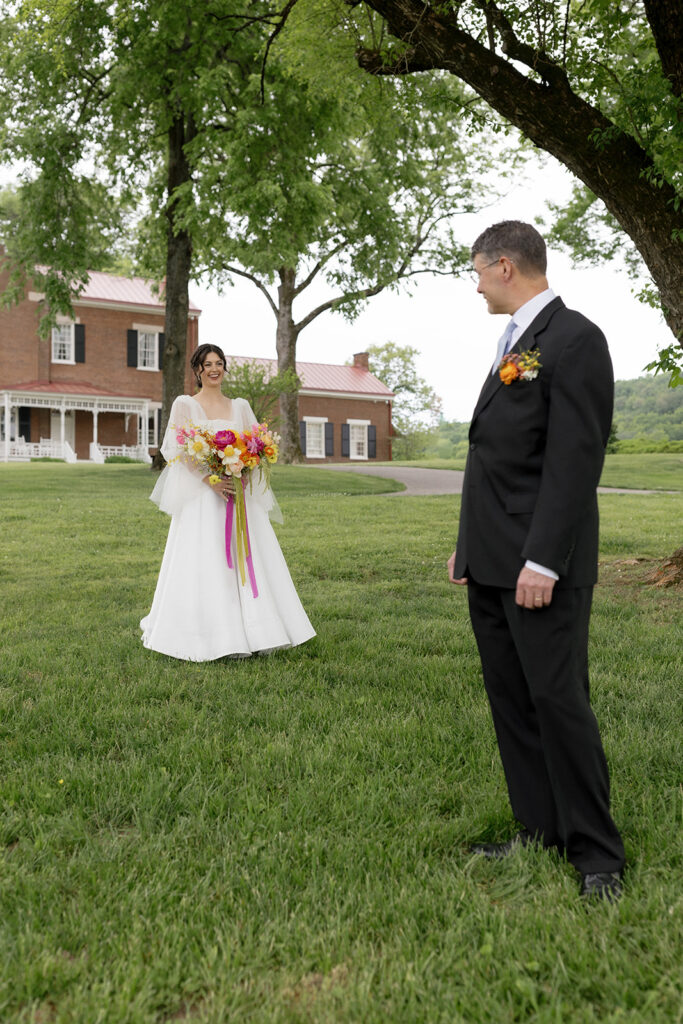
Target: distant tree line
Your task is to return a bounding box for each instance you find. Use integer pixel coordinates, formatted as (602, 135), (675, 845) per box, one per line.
(414, 376), (683, 462)
(613, 375), (683, 441)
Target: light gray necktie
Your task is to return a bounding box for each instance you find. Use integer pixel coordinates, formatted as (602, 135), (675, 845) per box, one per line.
(491, 319), (517, 375)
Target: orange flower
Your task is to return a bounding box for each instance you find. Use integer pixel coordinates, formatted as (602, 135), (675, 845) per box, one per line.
(499, 362), (519, 386)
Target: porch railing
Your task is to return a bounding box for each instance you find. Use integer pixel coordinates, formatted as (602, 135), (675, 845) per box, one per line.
(5, 437), (77, 462)
(90, 442), (152, 464)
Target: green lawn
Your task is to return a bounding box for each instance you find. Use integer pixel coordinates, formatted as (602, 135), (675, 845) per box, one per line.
(381, 454), (683, 491)
(1, 464), (681, 1023)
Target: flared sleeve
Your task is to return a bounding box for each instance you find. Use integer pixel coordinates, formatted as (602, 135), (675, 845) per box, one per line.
(237, 398), (283, 524)
(149, 395), (206, 516)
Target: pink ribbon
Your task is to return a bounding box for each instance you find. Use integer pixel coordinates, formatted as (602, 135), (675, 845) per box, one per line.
(225, 498), (234, 569)
(224, 483), (259, 598)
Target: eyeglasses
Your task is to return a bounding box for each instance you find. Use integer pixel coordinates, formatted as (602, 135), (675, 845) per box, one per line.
(468, 256), (514, 284)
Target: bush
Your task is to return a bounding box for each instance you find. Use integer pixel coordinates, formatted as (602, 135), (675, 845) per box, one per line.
(614, 438), (683, 454)
(104, 455), (145, 463)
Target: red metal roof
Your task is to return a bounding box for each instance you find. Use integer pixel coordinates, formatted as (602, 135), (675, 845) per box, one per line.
(4, 380), (143, 399)
(226, 355), (393, 397)
(33, 267), (201, 313)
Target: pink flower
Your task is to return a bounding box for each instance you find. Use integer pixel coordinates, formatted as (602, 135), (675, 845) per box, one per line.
(246, 437), (264, 454)
(175, 433), (185, 445)
(214, 429), (237, 450)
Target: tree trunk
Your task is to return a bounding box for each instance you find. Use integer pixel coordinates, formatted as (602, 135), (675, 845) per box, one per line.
(356, 0), (683, 344)
(152, 112), (195, 471)
(644, 0), (683, 96)
(275, 266), (303, 463)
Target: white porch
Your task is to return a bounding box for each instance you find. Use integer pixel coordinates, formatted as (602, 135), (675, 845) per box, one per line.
(2, 387), (156, 463)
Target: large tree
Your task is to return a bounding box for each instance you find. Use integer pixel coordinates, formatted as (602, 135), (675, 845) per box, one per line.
(0, 0), (281, 465)
(348, 0), (682, 359)
(193, 62), (511, 459)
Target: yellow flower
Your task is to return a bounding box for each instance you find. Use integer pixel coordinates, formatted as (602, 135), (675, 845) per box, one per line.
(58, 779), (64, 785)
(208, 475), (220, 485)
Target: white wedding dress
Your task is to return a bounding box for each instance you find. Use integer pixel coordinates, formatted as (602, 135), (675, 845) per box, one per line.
(140, 395), (316, 661)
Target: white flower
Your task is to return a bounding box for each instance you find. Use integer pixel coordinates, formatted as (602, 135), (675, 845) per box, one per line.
(521, 369), (539, 381)
(189, 437), (209, 457)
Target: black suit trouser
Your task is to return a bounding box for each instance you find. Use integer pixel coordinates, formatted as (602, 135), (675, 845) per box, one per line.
(467, 581), (625, 874)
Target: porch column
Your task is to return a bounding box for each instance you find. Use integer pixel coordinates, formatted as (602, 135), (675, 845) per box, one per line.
(142, 402), (150, 450)
(92, 406), (99, 445)
(3, 393), (10, 462)
(60, 406), (66, 444)
(13, 406), (19, 442)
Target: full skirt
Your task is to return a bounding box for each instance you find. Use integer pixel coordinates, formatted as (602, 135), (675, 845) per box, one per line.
(140, 488), (316, 661)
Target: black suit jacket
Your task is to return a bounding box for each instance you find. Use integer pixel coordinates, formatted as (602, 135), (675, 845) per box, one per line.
(453, 297), (613, 589)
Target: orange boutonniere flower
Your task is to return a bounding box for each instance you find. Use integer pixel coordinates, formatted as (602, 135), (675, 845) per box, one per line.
(499, 348), (542, 385)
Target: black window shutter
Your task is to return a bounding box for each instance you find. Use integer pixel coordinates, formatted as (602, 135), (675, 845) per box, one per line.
(158, 332), (165, 369)
(74, 323), (85, 363)
(324, 422), (334, 456)
(341, 423), (350, 458)
(368, 424), (377, 459)
(299, 420), (307, 455)
(127, 329), (138, 367)
(156, 408), (162, 446)
(18, 407), (31, 442)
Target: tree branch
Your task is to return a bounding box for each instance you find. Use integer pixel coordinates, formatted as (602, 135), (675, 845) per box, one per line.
(223, 264), (279, 317)
(292, 241), (346, 296)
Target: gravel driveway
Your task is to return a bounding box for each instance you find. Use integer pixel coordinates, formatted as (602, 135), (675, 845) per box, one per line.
(317, 464), (665, 496)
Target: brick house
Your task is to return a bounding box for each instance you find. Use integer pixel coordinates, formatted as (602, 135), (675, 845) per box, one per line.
(0, 268), (199, 461)
(1, 266), (393, 462)
(226, 353), (394, 463)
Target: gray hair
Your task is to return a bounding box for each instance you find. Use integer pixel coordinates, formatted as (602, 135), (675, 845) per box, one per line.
(471, 220), (547, 276)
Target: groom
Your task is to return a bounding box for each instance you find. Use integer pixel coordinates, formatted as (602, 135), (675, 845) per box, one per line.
(448, 221), (625, 901)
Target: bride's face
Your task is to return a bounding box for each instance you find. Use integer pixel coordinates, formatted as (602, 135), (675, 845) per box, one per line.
(200, 354), (225, 389)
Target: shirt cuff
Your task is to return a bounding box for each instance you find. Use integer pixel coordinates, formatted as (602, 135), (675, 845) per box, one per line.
(525, 559), (559, 581)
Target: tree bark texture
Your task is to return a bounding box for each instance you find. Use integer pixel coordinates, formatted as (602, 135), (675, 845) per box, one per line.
(644, 0), (683, 97)
(275, 267), (303, 463)
(152, 112), (195, 471)
(356, 0), (683, 344)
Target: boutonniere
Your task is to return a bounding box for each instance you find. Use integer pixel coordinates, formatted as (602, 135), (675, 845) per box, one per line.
(499, 348), (542, 385)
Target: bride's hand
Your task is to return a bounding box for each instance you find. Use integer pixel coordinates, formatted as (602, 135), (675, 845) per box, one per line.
(204, 474), (236, 501)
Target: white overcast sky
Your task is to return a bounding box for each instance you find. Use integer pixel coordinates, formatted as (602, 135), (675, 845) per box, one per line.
(192, 155), (672, 422)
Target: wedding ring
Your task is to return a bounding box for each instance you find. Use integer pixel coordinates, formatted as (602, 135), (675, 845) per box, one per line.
(534, 596), (543, 604)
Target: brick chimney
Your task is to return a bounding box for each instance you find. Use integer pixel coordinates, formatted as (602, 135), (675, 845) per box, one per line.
(353, 352), (369, 369)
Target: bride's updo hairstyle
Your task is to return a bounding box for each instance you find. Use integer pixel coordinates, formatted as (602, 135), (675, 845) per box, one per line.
(190, 344), (227, 389)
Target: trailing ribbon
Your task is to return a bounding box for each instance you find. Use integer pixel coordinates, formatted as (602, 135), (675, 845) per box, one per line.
(224, 478), (258, 598)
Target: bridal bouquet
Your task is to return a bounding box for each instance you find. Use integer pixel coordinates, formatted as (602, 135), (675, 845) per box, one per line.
(172, 422), (280, 594)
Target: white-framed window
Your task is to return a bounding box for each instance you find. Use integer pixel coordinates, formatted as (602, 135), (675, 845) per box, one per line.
(137, 330), (158, 370)
(348, 418), (370, 460)
(51, 322), (75, 363)
(304, 416), (327, 458)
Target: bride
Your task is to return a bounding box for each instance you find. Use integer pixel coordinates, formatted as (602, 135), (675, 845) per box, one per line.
(140, 343), (316, 661)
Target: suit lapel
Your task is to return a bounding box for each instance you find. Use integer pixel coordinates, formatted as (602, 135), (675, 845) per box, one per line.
(471, 297), (565, 423)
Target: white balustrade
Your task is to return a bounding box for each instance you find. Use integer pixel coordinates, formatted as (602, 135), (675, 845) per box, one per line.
(90, 442), (151, 463)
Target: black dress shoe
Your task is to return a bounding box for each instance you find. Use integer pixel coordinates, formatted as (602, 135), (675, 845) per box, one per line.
(580, 872), (623, 903)
(469, 830), (533, 859)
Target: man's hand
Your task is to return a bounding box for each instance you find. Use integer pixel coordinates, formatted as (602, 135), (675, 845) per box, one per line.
(447, 551), (468, 585)
(516, 566), (556, 609)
